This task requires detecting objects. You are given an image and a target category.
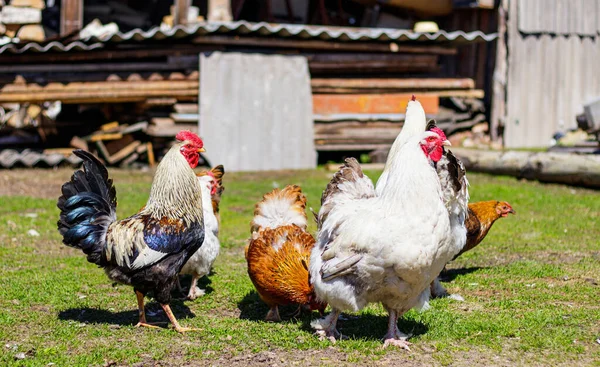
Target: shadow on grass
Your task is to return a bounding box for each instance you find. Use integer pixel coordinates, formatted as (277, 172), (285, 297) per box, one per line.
(238, 290), (428, 342)
(439, 266), (483, 282)
(58, 299), (195, 327)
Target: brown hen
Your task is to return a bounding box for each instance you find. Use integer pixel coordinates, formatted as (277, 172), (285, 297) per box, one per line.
(246, 185), (326, 322)
(430, 200), (515, 300)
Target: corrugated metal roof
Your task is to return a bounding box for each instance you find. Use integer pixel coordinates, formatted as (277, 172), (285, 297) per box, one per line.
(0, 149), (82, 168)
(0, 21), (497, 55)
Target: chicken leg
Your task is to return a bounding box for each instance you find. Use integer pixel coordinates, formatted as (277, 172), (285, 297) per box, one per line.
(265, 305), (281, 322)
(187, 275), (206, 300)
(311, 309), (342, 342)
(134, 291), (161, 329)
(382, 308), (411, 350)
(160, 303), (199, 333)
(430, 277), (465, 301)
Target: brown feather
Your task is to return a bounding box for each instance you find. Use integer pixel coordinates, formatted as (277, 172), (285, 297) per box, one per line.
(246, 225), (316, 306)
(246, 185), (325, 317)
(454, 200), (514, 259)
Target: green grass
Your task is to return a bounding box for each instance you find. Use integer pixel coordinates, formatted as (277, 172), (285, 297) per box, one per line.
(0, 168), (599, 366)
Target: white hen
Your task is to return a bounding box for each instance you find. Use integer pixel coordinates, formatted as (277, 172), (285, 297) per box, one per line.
(309, 99), (467, 349)
(179, 165), (224, 300)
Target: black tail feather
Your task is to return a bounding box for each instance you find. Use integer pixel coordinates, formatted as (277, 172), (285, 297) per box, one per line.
(57, 150), (117, 265)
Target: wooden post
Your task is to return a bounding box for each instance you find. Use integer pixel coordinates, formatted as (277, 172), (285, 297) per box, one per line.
(490, 0), (508, 142)
(173, 0), (191, 26)
(60, 0), (83, 36)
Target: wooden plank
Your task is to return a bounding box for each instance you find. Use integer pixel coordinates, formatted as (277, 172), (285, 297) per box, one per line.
(170, 113), (198, 123)
(146, 123), (198, 137)
(173, 0), (191, 26)
(100, 121), (119, 132)
(10, 0), (46, 8)
(69, 136), (88, 151)
(151, 117), (175, 126)
(311, 78), (476, 91)
(146, 142), (155, 166)
(0, 80), (199, 103)
(88, 133), (123, 142)
(60, 0), (83, 35)
(1, 5), (41, 24)
(43, 148), (75, 156)
(16, 24), (45, 42)
(312, 94), (439, 115)
(106, 141), (141, 164)
(313, 88), (484, 98)
(174, 103), (199, 114)
(191, 35), (457, 55)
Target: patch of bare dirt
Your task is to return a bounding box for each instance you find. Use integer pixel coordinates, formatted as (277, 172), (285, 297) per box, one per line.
(0, 168), (155, 199)
(106, 345), (597, 367)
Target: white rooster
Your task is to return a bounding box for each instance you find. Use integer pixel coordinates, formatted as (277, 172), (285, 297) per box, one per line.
(309, 98), (469, 349)
(179, 165), (225, 300)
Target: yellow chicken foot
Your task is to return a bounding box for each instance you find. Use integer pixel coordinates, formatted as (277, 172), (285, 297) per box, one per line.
(161, 303), (199, 333)
(382, 308), (412, 350)
(133, 291), (165, 329)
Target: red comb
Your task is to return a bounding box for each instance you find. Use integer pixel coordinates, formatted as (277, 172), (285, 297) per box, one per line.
(176, 130), (203, 147)
(430, 127), (447, 141)
(411, 94), (416, 101)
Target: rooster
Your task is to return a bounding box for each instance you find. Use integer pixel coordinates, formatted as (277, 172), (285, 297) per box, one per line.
(309, 98), (468, 349)
(245, 185), (326, 322)
(430, 200), (515, 300)
(179, 165), (225, 300)
(57, 131), (206, 333)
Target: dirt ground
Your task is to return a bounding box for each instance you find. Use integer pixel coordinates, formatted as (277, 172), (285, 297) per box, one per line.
(0, 167), (153, 199)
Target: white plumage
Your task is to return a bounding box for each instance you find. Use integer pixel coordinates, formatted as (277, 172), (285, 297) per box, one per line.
(310, 100), (468, 348)
(179, 174), (221, 299)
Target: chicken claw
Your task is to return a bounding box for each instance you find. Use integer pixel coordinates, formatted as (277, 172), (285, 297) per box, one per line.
(383, 338), (412, 350)
(315, 329), (342, 344)
(311, 309), (342, 342)
(265, 306), (282, 322)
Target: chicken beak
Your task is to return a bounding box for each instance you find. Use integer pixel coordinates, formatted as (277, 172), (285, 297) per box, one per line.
(509, 207), (516, 214)
(198, 148), (206, 153)
(442, 140), (451, 146)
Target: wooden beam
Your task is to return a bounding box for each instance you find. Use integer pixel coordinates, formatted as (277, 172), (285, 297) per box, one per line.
(0, 79), (199, 103)
(173, 0), (191, 26)
(191, 35), (457, 55)
(451, 148), (600, 189)
(311, 78), (476, 90)
(312, 94), (439, 115)
(60, 0), (83, 36)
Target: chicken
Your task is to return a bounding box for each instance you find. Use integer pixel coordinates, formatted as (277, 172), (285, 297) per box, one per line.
(57, 131), (206, 333)
(310, 99), (467, 349)
(430, 200), (515, 300)
(245, 185), (326, 322)
(179, 165), (225, 300)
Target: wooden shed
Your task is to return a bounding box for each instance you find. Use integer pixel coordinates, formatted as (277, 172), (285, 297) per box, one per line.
(492, 0), (600, 148)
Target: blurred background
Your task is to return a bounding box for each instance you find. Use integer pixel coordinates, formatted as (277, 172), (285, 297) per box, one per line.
(0, 0), (598, 179)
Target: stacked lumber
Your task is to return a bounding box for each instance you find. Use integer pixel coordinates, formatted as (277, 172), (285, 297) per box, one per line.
(0, 0), (46, 42)
(147, 103), (198, 138)
(76, 121), (154, 167)
(0, 72), (200, 104)
(312, 78), (486, 153)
